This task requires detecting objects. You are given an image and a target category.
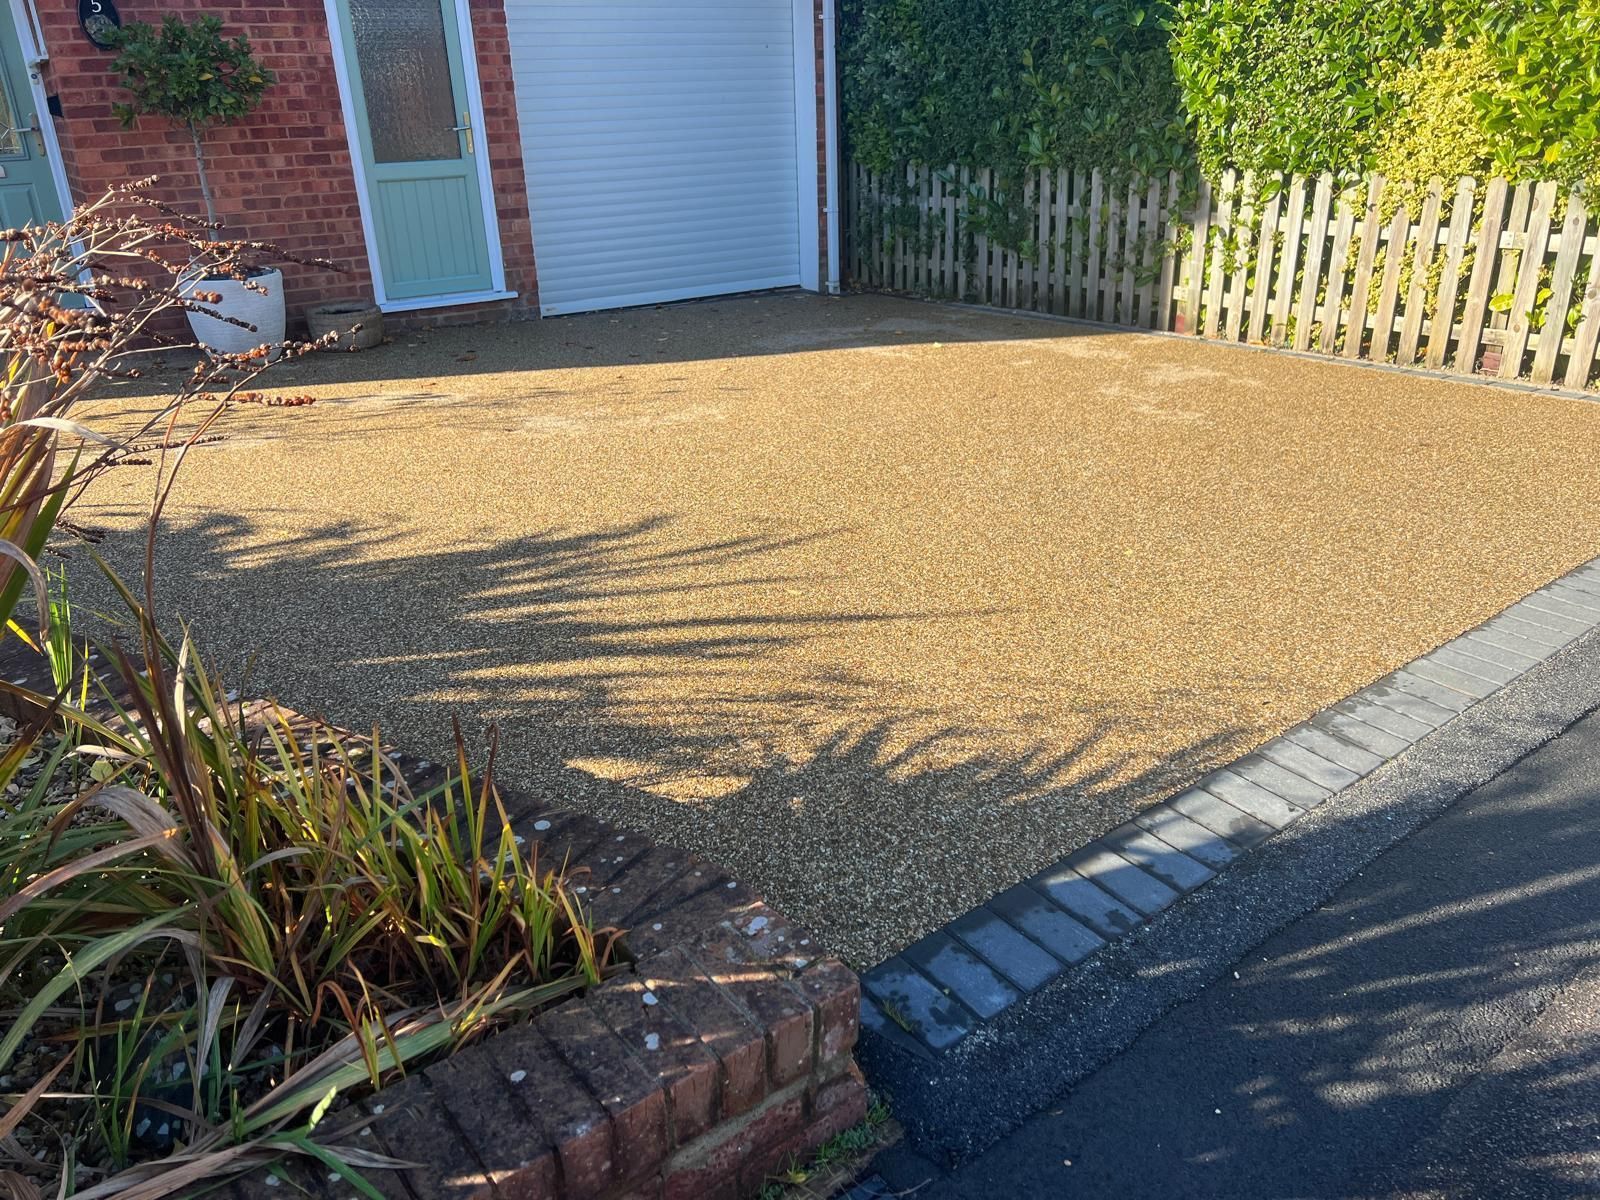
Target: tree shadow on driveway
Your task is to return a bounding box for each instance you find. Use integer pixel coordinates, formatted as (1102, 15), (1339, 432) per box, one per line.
(76, 504), (1256, 964)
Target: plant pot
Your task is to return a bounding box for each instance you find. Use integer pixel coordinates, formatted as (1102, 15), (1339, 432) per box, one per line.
(185, 267), (286, 358)
(305, 299), (384, 350)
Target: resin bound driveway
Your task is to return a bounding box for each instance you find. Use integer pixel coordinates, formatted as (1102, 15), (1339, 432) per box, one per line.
(80, 292), (1600, 966)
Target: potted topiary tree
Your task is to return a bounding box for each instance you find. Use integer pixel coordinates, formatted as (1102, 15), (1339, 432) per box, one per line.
(109, 14), (280, 354)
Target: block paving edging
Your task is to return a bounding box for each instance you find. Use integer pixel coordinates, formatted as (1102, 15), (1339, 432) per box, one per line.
(860, 555), (1600, 1056)
(0, 646), (866, 1200)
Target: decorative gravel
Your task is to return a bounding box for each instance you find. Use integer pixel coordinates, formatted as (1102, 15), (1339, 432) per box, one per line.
(73, 292), (1600, 965)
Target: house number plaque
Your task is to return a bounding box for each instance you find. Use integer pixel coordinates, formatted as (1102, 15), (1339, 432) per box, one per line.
(79, 0), (121, 50)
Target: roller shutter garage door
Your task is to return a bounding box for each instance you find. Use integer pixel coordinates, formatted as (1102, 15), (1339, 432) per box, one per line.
(506, 0), (803, 316)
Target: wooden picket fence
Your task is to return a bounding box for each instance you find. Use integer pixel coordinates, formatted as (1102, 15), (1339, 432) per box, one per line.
(847, 162), (1600, 389)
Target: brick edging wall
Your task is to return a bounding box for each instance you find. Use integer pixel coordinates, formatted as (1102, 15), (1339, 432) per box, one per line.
(236, 906), (865, 1200)
(248, 801), (866, 1200)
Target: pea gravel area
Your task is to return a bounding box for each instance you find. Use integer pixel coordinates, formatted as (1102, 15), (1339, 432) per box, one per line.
(76, 293), (1600, 966)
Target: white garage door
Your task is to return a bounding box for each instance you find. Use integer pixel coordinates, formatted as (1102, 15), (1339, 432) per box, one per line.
(506, 0), (806, 316)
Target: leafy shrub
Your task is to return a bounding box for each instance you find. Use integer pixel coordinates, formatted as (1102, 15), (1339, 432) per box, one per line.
(1370, 38), (1506, 215)
(1169, 0), (1453, 180)
(840, 0), (1188, 180)
(110, 15), (275, 226)
(1472, 0), (1600, 192)
(841, 0), (1600, 210)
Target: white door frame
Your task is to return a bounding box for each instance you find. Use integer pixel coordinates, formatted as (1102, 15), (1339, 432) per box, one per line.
(323, 0), (515, 314)
(6, 0), (77, 222)
(790, 0), (821, 293)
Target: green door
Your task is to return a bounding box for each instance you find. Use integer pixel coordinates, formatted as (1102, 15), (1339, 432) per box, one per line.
(331, 0), (494, 301)
(0, 14), (65, 228)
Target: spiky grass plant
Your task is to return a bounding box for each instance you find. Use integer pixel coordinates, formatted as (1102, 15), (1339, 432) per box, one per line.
(0, 614), (614, 1197)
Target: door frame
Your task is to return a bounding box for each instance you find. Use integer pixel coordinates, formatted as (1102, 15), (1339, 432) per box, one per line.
(789, 0), (820, 294)
(323, 0), (512, 313)
(5, 0), (76, 223)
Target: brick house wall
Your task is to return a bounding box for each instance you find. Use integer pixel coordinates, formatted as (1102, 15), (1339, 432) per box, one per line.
(30, 0), (833, 329)
(33, 0), (539, 327)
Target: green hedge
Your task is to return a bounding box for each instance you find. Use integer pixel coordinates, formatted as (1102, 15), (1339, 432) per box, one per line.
(840, 0), (1600, 192)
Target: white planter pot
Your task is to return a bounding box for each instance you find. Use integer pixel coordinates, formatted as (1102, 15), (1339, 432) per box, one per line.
(185, 268), (286, 357)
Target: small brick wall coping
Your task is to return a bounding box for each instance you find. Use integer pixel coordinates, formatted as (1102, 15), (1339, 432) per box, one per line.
(0, 645), (866, 1200)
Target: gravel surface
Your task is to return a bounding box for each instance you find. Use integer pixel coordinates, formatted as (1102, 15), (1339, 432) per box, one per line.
(71, 292), (1600, 965)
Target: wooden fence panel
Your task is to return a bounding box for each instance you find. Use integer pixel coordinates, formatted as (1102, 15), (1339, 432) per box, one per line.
(1342, 175), (1385, 359)
(1293, 174), (1333, 351)
(1398, 179), (1445, 366)
(1456, 176), (1509, 374)
(1270, 176), (1307, 347)
(1500, 181), (1558, 378)
(843, 160), (1600, 390)
(1427, 177), (1477, 369)
(1532, 189), (1588, 384)
(1320, 185), (1356, 355)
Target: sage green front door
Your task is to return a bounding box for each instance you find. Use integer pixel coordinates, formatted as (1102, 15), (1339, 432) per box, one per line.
(0, 13), (65, 228)
(331, 0), (494, 301)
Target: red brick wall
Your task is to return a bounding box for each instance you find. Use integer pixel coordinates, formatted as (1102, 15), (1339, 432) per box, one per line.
(814, 0), (831, 289)
(34, 0), (537, 327)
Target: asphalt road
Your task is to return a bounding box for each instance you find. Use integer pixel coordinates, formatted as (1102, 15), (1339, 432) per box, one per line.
(877, 696), (1600, 1198)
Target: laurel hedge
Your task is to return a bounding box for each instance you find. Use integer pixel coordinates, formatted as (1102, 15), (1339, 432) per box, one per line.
(839, 0), (1600, 193)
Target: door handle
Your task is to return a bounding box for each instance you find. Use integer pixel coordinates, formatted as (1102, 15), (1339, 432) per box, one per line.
(4, 114), (43, 156)
(449, 111), (472, 154)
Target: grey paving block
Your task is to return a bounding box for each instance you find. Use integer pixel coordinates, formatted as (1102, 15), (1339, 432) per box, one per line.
(1310, 709), (1412, 759)
(1555, 568), (1600, 599)
(988, 884), (1105, 965)
(1407, 656), (1500, 700)
(1028, 864), (1143, 938)
(1334, 696), (1438, 742)
(1428, 645), (1519, 686)
(1169, 787), (1277, 847)
(859, 996), (935, 1060)
(1486, 612), (1576, 650)
(1202, 768), (1307, 827)
(1063, 845), (1183, 916)
(902, 931), (1019, 1020)
(1566, 558), (1600, 585)
(1098, 823), (1215, 891)
(1455, 630), (1544, 670)
(861, 959), (975, 1052)
(1256, 736), (1363, 793)
(1508, 597), (1594, 638)
(1381, 669), (1476, 714)
(949, 907), (1064, 992)
(1283, 725), (1386, 774)
(1230, 753), (1334, 809)
(1132, 803), (1244, 870)
(1524, 590), (1600, 625)
(1543, 581), (1600, 617)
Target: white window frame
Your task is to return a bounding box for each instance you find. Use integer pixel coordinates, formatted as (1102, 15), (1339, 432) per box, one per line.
(323, 0), (514, 314)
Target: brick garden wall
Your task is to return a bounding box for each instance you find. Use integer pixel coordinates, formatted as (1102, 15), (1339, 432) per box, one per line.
(32, 0), (538, 326)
